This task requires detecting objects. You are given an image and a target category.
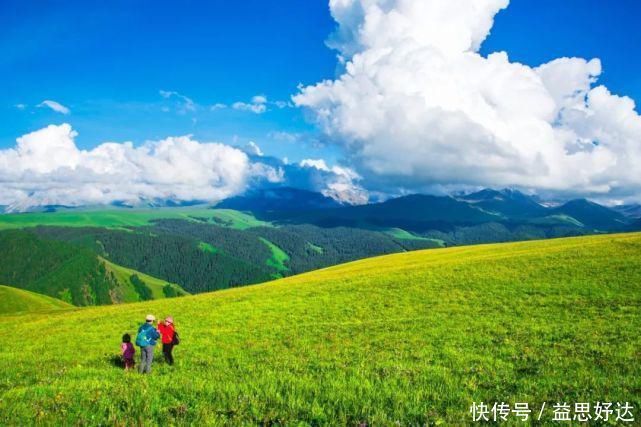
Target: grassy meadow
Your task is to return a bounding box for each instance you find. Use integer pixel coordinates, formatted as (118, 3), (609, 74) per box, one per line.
(0, 285), (73, 315)
(260, 237), (290, 277)
(0, 207), (270, 230)
(382, 227), (446, 246)
(0, 233), (640, 425)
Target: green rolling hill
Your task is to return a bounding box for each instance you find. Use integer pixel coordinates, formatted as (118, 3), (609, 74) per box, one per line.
(0, 285), (73, 315)
(0, 232), (639, 424)
(0, 207), (270, 230)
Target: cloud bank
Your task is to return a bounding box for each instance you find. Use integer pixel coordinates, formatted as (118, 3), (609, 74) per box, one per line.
(239, 149), (368, 205)
(0, 124), (284, 211)
(294, 0), (641, 201)
(298, 159), (368, 204)
(0, 125), (364, 211)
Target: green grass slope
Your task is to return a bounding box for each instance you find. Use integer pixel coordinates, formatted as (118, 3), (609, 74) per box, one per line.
(0, 207), (270, 230)
(259, 237), (290, 277)
(0, 233), (640, 424)
(383, 227), (446, 246)
(0, 285), (73, 315)
(101, 259), (189, 301)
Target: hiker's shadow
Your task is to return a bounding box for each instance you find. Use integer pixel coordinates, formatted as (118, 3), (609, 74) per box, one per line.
(108, 354), (125, 369)
(106, 354), (169, 369)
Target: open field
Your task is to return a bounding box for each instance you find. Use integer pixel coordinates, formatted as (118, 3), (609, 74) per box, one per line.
(0, 233), (640, 424)
(0, 207), (270, 230)
(0, 285), (73, 315)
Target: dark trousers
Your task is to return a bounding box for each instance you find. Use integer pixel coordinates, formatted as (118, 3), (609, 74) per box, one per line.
(162, 343), (174, 365)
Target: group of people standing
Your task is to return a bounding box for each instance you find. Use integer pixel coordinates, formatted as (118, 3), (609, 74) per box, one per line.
(120, 314), (179, 373)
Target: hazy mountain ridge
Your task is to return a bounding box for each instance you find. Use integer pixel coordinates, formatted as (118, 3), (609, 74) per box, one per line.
(459, 188), (548, 218)
(217, 187), (342, 212)
(3, 187), (637, 232)
(231, 188), (637, 233)
(613, 204), (641, 218)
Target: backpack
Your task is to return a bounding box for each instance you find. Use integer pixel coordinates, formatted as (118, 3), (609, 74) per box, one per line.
(172, 331), (180, 346)
(136, 326), (152, 347)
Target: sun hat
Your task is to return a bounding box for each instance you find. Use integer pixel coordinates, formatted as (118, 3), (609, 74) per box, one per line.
(145, 314), (156, 322)
(165, 316), (174, 324)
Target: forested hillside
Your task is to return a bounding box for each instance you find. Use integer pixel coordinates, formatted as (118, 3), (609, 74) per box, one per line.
(32, 220), (441, 293)
(33, 225), (275, 293)
(0, 230), (186, 305)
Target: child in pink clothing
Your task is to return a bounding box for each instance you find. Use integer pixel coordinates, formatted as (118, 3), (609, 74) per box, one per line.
(121, 333), (135, 370)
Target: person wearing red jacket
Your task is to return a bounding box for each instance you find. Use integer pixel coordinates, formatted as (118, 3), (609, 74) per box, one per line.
(157, 316), (176, 366)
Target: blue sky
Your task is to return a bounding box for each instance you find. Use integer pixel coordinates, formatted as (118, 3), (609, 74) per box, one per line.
(1, 0), (338, 160)
(482, 0), (641, 107)
(2, 0), (641, 208)
(2, 0), (639, 161)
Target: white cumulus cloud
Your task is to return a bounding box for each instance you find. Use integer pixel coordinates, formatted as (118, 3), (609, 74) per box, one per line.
(0, 124), (282, 211)
(37, 100), (70, 114)
(299, 158), (369, 204)
(294, 0), (641, 201)
(244, 141), (264, 156)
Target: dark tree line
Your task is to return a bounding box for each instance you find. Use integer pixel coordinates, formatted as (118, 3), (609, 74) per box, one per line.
(34, 225), (273, 293)
(130, 274), (152, 301)
(30, 221), (444, 293)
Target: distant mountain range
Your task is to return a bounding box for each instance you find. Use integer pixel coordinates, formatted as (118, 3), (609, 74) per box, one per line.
(549, 199), (628, 230)
(221, 187), (638, 233)
(218, 187), (341, 212)
(460, 188), (548, 218)
(1, 199), (208, 214)
(4, 187), (641, 229)
(613, 204), (641, 218)
(4, 188), (639, 235)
